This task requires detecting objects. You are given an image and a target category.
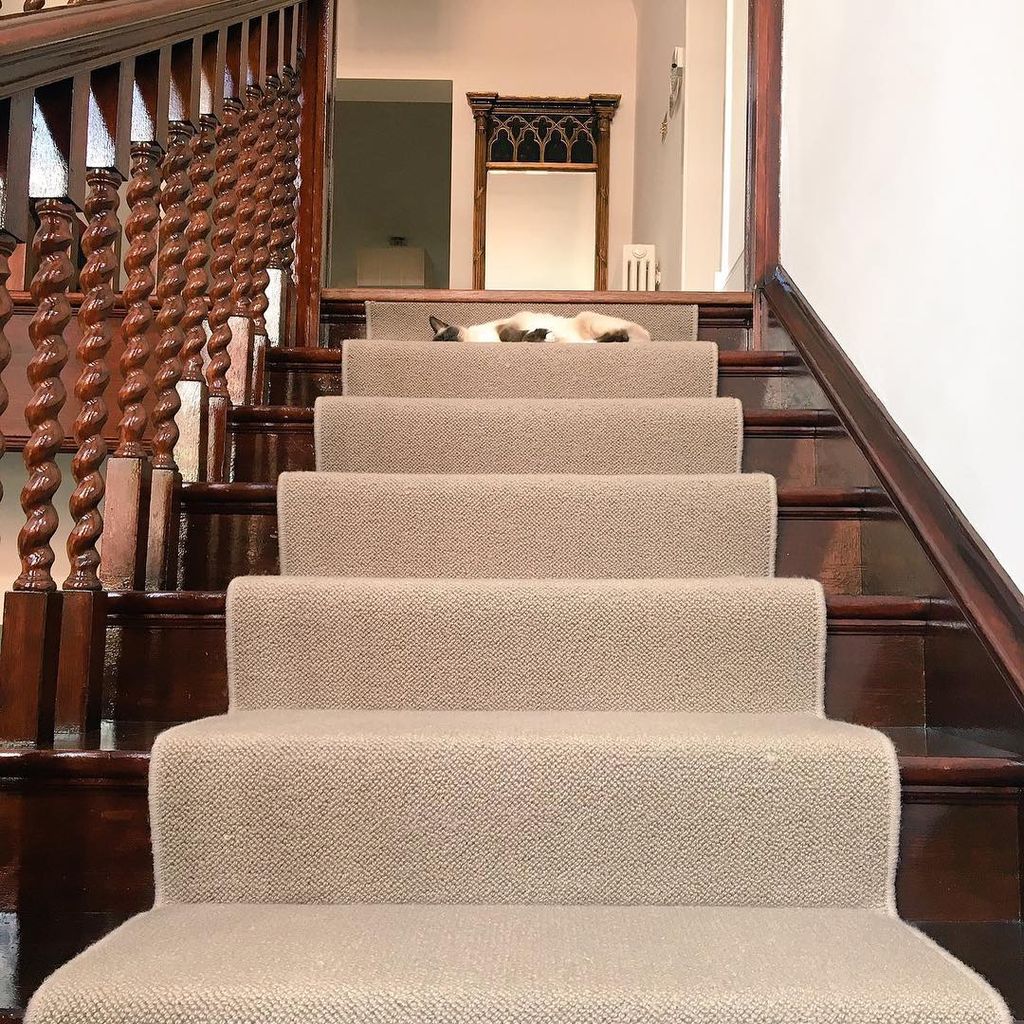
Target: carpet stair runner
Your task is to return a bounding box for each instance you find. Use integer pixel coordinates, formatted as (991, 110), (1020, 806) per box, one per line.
(27, 340), (1010, 1023)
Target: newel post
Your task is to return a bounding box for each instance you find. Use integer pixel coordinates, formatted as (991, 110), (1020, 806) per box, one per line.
(0, 79), (86, 744)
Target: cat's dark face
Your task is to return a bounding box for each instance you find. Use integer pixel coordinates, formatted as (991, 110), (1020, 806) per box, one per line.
(430, 316), (463, 342)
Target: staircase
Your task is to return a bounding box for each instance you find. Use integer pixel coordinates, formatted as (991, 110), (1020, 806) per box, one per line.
(4, 300), (1016, 1022)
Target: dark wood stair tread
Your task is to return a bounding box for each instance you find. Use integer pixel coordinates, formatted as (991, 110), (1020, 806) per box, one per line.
(229, 403), (837, 426)
(4, 726), (1020, 784)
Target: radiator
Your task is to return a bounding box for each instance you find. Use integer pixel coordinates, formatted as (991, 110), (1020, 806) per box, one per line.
(622, 244), (658, 291)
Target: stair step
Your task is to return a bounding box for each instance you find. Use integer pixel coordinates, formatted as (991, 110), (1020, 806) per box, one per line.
(342, 338), (720, 399)
(24, 904), (1010, 1024)
(313, 396), (745, 475)
(225, 577), (824, 714)
(228, 404), (878, 488)
(2, 728), (1018, 928)
(102, 592), (966, 728)
(153, 709), (895, 906)
(176, 483), (947, 597)
(277, 472), (778, 580)
(264, 346), (828, 409)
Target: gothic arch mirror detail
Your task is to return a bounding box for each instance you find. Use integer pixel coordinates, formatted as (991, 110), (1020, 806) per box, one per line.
(468, 92), (620, 290)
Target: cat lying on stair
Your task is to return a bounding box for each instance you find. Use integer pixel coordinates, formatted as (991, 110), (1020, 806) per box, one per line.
(430, 311), (652, 344)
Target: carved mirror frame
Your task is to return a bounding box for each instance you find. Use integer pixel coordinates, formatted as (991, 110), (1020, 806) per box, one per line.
(467, 92), (620, 290)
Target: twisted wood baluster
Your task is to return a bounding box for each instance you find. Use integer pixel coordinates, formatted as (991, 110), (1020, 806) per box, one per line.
(181, 115), (216, 384)
(282, 66), (301, 269)
(250, 78), (278, 343)
(116, 142), (161, 459)
(65, 170), (118, 591)
(0, 236), (15, 516)
(151, 123), (192, 472)
(205, 100), (241, 480)
(16, 200), (74, 592)
(269, 67), (299, 279)
(231, 89), (260, 325)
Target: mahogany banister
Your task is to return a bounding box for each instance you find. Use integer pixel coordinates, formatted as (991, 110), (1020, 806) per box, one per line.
(0, 0), (327, 745)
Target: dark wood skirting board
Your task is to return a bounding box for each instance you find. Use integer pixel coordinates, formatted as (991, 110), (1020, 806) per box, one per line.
(763, 265), (1024, 720)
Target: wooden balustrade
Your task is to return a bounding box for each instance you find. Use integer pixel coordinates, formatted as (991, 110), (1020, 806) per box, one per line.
(0, 0), (335, 743)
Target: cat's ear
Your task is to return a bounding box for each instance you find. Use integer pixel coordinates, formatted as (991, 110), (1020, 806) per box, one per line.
(523, 328), (551, 343)
(430, 316), (451, 337)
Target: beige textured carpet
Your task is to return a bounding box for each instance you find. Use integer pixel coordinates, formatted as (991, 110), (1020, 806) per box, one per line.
(365, 299), (699, 343)
(227, 576), (825, 714)
(26, 323), (1011, 1024)
(150, 709), (898, 907)
(315, 396), (743, 475)
(278, 472), (777, 579)
(342, 339), (718, 398)
(29, 905), (1010, 1024)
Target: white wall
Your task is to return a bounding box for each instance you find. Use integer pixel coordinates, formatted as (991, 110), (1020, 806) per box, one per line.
(631, 0), (686, 288)
(337, 0), (637, 289)
(781, 0), (1024, 589)
(632, 0), (733, 290)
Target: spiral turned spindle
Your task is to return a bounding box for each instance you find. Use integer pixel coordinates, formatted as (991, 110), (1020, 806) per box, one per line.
(16, 200), (74, 592)
(0, 235), (16, 516)
(269, 68), (299, 274)
(181, 115), (217, 382)
(250, 79), (279, 341)
(65, 170), (119, 591)
(231, 89), (261, 325)
(206, 102), (241, 402)
(282, 67), (301, 271)
(116, 143), (161, 459)
(151, 123), (192, 472)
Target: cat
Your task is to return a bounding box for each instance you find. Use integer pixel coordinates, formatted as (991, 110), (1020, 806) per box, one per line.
(429, 311), (652, 344)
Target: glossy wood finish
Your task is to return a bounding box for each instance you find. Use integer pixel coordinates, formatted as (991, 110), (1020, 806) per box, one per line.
(295, 0), (335, 347)
(226, 404), (878, 491)
(99, 141), (160, 591)
(0, 0), (303, 99)
(763, 266), (1024, 719)
(1, 737), (1017, 929)
(169, 480), (943, 599)
(747, 0), (782, 288)
(97, 590), (964, 730)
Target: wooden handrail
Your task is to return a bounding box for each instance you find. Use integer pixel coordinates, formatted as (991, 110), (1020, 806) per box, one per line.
(0, 0), (291, 97)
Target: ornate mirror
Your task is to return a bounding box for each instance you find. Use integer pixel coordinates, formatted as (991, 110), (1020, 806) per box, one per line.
(467, 92), (620, 290)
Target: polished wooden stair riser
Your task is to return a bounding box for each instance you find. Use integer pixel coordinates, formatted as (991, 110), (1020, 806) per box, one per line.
(101, 604), (976, 729)
(263, 353), (822, 409)
(1, 762), (1018, 932)
(228, 414), (879, 490)
(173, 487), (947, 598)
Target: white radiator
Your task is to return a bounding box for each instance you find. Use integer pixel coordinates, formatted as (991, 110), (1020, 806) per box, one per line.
(622, 244), (658, 291)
